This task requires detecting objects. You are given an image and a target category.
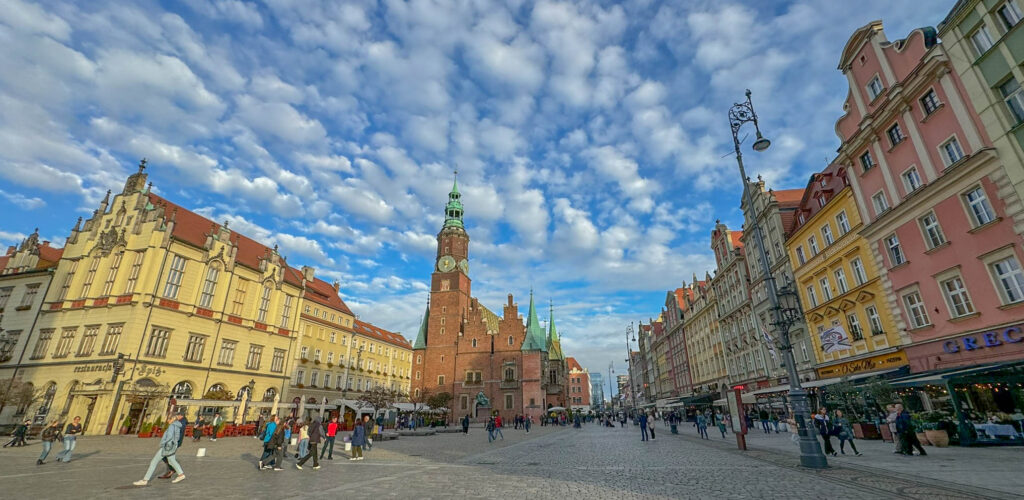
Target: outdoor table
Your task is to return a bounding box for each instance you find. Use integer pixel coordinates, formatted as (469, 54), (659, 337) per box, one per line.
(974, 423), (1021, 439)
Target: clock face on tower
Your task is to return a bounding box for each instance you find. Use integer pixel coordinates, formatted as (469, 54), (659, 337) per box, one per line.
(437, 255), (456, 272)
(458, 258), (469, 274)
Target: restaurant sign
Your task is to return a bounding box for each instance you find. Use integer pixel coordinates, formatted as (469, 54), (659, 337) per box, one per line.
(816, 351), (907, 378)
(73, 363), (113, 373)
(941, 326), (1022, 354)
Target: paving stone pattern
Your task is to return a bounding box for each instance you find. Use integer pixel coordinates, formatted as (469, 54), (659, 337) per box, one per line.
(0, 422), (1020, 499)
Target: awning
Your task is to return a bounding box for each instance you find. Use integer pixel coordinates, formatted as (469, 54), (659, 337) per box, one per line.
(749, 384), (790, 396)
(712, 393), (756, 406)
(803, 368), (905, 388)
(890, 363), (1009, 387)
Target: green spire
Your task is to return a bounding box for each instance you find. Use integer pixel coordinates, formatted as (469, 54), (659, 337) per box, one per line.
(547, 302), (564, 361)
(413, 302), (429, 349)
(443, 171), (464, 229)
(521, 289), (546, 351)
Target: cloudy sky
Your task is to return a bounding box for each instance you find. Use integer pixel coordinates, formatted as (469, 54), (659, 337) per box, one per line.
(0, 0), (936, 394)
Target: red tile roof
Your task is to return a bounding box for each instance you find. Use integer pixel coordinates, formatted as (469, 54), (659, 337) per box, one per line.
(729, 231), (744, 249)
(37, 243), (64, 264)
(773, 188), (805, 206)
(566, 356), (583, 371)
(147, 193), (352, 315)
(353, 319), (412, 349)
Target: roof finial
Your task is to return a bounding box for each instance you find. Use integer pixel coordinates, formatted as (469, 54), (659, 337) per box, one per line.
(139, 158), (147, 173)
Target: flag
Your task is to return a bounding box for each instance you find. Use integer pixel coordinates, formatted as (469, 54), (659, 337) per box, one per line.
(759, 319), (777, 361)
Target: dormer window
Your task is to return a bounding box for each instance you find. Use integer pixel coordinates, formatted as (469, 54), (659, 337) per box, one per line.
(867, 76), (884, 100)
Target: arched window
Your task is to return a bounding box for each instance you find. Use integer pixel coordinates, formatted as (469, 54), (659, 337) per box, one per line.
(236, 385), (252, 400)
(36, 382), (57, 418)
(508, 336), (514, 345)
(262, 387), (277, 402)
(208, 383), (225, 393)
(172, 382), (193, 399)
(471, 339), (477, 348)
(504, 367), (515, 381)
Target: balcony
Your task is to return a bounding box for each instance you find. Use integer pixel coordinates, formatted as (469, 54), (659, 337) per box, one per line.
(499, 379), (518, 389)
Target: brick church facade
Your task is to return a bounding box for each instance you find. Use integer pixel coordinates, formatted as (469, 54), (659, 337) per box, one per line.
(412, 178), (568, 421)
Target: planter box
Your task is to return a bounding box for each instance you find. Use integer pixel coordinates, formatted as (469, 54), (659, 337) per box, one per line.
(924, 429), (949, 447)
(916, 432), (931, 446)
(138, 432), (152, 438)
(879, 424), (894, 443)
(852, 422), (881, 440)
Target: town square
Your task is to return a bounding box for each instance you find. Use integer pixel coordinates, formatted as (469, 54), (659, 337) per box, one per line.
(2, 0), (1024, 497)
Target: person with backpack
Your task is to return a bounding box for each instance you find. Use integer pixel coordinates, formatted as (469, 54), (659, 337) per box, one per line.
(257, 415), (278, 470)
(157, 413), (188, 479)
(37, 420), (62, 465)
(295, 417), (322, 470)
(133, 412), (186, 486)
(266, 423), (287, 470)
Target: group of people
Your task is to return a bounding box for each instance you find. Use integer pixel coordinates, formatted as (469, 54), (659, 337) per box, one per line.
(32, 416), (83, 465)
(813, 407), (863, 456)
(885, 403), (927, 457)
(256, 413), (377, 470)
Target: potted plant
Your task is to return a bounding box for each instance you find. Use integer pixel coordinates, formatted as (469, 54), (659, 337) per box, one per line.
(138, 422), (153, 438)
(918, 410), (951, 447)
(300, 357), (309, 364)
(120, 416), (132, 435)
(327, 362), (333, 368)
(314, 359), (321, 365)
(851, 415), (880, 440)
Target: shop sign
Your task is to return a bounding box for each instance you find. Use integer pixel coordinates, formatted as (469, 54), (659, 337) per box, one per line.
(941, 326), (1023, 354)
(816, 351), (907, 378)
(136, 363), (165, 378)
(73, 363), (113, 373)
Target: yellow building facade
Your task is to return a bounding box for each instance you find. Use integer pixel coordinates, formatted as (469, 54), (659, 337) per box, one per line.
(681, 276), (729, 392)
(3, 163), (310, 433)
(284, 284), (412, 423)
(786, 169), (910, 379)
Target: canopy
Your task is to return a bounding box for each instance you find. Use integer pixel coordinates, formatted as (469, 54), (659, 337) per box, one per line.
(547, 406), (566, 412)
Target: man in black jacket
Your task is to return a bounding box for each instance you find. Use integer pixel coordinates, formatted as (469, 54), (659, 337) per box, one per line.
(295, 418), (322, 470)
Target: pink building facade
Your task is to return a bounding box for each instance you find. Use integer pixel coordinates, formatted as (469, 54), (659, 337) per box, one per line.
(835, 22), (1024, 373)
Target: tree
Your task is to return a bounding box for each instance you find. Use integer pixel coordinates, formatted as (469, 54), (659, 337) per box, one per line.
(408, 388), (431, 414)
(357, 387), (399, 416)
(427, 392), (453, 423)
(0, 379), (42, 415)
(125, 381), (170, 432)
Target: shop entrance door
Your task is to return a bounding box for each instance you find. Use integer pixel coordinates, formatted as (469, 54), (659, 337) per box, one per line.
(127, 402), (145, 433)
(81, 397), (97, 433)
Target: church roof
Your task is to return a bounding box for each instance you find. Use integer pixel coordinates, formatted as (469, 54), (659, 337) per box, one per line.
(547, 303), (565, 361)
(522, 291), (547, 351)
(413, 304), (429, 350)
(478, 303), (500, 332)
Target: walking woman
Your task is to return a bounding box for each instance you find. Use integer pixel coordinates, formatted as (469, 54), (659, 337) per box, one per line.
(296, 419), (309, 459)
(37, 420), (62, 465)
(813, 407), (837, 456)
(695, 413), (709, 440)
(350, 418), (366, 461)
(833, 410), (861, 456)
(133, 412), (186, 486)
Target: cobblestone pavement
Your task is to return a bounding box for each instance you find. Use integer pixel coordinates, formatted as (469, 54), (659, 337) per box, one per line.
(1, 422), (1021, 499)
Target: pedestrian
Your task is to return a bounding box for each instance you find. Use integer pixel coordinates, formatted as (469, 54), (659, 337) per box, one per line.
(265, 421), (287, 470)
(770, 411), (780, 433)
(525, 415), (532, 433)
(211, 412), (223, 441)
(350, 418), (366, 460)
(814, 407), (837, 456)
(295, 417), (322, 470)
(493, 415), (504, 440)
(320, 416), (338, 460)
(759, 408), (770, 434)
(133, 412), (186, 486)
(648, 413), (656, 440)
(696, 413), (709, 439)
(257, 415), (279, 470)
(895, 404), (926, 456)
(833, 410), (861, 456)
(55, 416), (82, 463)
(282, 419), (293, 459)
(486, 417), (496, 443)
(192, 419), (203, 442)
(255, 413), (265, 440)
(37, 420), (62, 465)
(462, 414), (470, 434)
(296, 420), (309, 459)
(362, 415), (374, 451)
(717, 417), (727, 438)
(639, 412), (649, 442)
(5, 420), (29, 447)
(885, 404), (905, 454)
(157, 413), (188, 479)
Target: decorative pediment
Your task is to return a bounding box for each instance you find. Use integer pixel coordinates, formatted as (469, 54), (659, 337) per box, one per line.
(809, 312), (824, 322)
(839, 298), (857, 311)
(856, 290), (875, 303)
(94, 227), (127, 256)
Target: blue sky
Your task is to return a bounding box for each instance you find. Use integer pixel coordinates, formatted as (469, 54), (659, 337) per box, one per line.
(0, 0), (936, 390)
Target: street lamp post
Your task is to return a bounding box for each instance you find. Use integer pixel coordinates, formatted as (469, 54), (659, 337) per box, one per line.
(728, 89), (828, 469)
(625, 323), (638, 415)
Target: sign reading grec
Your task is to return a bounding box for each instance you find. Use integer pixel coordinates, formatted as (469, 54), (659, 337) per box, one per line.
(942, 326), (1023, 354)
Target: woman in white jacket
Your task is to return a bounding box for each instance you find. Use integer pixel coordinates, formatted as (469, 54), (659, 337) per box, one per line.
(134, 412), (186, 486)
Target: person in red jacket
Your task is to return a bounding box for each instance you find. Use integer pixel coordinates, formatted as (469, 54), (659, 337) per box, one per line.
(319, 416), (338, 460)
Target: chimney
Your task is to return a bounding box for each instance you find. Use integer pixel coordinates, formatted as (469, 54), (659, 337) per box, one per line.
(301, 265), (314, 282)
(332, 281), (340, 292)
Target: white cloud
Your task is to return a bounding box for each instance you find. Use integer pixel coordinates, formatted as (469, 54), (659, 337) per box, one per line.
(0, 189), (45, 209)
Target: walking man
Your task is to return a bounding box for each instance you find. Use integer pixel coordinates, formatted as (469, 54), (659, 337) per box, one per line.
(525, 415), (532, 433)
(486, 417), (496, 443)
(493, 415), (504, 440)
(295, 417), (322, 470)
(55, 416), (82, 463)
(133, 412), (185, 486)
(461, 414), (470, 434)
(885, 404), (905, 454)
(639, 412), (649, 442)
(759, 409), (771, 434)
(4, 420), (29, 447)
(320, 416), (338, 460)
(37, 420), (62, 465)
(696, 413), (709, 439)
(896, 404), (927, 456)
(257, 415), (278, 469)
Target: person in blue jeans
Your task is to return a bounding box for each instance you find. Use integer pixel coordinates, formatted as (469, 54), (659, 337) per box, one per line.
(639, 412), (649, 441)
(257, 415), (279, 469)
(37, 421), (62, 465)
(56, 416), (82, 462)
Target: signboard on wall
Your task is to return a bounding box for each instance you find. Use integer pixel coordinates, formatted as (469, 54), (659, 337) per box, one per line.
(819, 324), (852, 353)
